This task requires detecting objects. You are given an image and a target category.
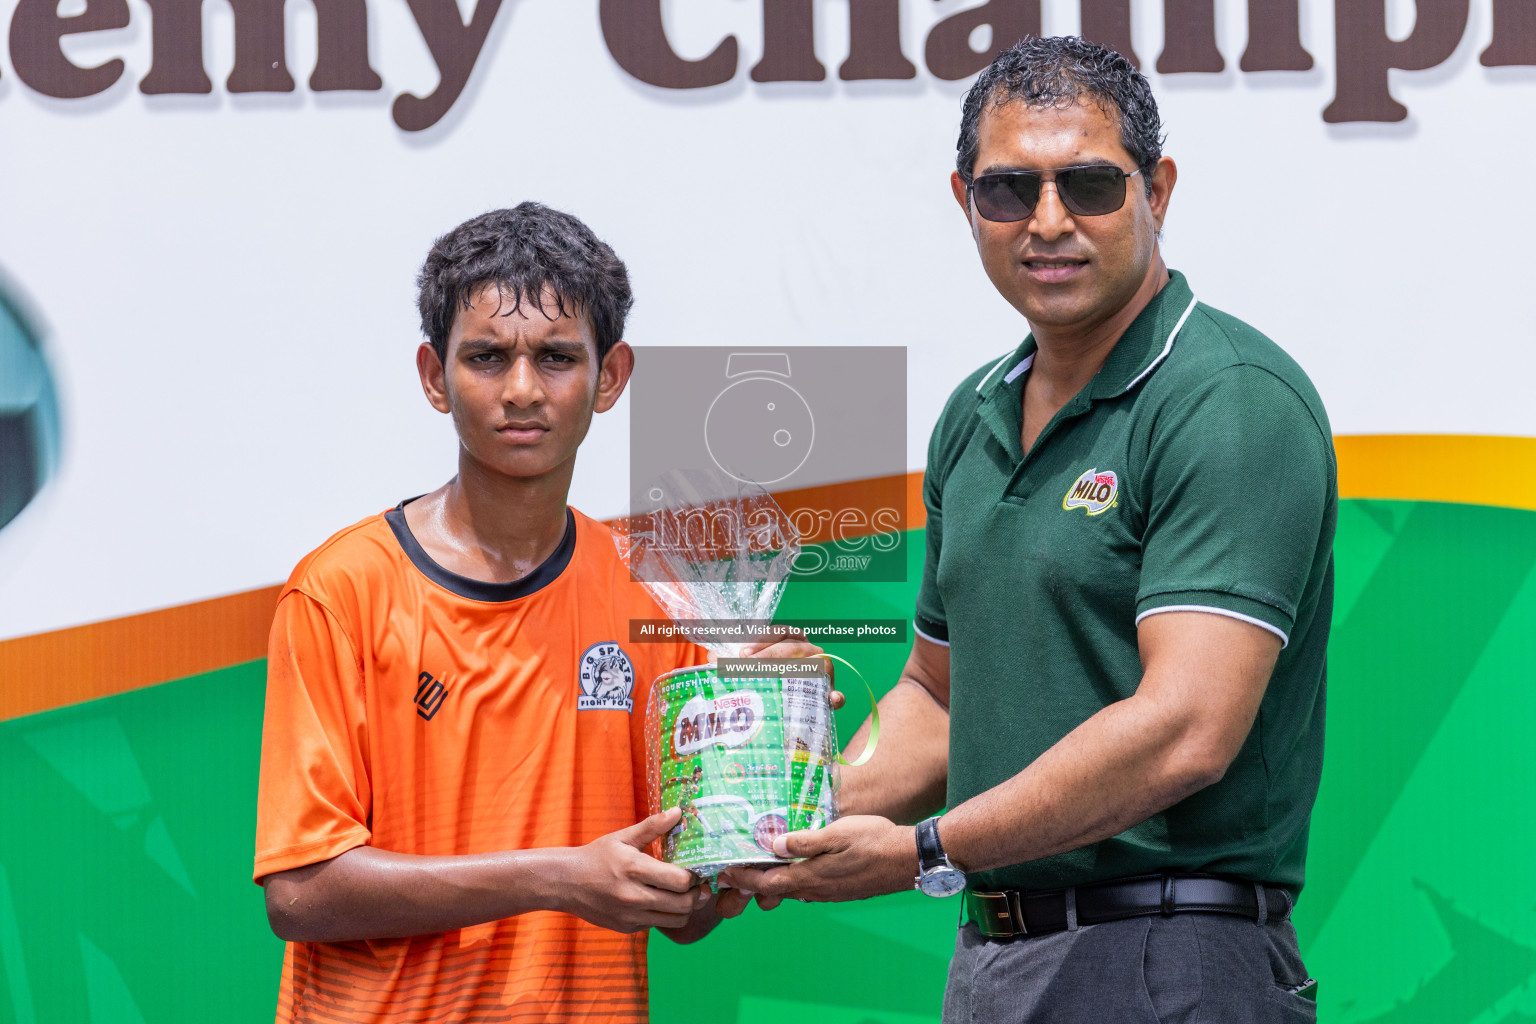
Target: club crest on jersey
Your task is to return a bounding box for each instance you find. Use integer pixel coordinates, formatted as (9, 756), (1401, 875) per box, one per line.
(1063, 468), (1119, 516)
(577, 642), (636, 712)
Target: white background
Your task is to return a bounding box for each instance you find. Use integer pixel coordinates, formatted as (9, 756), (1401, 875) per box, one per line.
(2, 0), (1533, 639)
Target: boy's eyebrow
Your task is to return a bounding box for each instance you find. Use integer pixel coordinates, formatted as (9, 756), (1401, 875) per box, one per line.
(456, 337), (590, 354)
(538, 339), (588, 353)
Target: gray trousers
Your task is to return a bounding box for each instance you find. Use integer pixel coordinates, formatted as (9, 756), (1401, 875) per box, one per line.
(942, 913), (1317, 1023)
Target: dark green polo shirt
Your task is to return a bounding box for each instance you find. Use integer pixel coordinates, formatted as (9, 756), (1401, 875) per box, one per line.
(916, 271), (1336, 896)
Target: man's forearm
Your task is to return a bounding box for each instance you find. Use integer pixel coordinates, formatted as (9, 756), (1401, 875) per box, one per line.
(263, 845), (570, 943)
(837, 680), (949, 824)
(939, 691), (1226, 874)
(721, 617), (1277, 904)
(939, 614), (1280, 876)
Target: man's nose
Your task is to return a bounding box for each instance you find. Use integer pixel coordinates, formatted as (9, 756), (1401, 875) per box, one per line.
(503, 355), (545, 407)
(1029, 180), (1075, 241)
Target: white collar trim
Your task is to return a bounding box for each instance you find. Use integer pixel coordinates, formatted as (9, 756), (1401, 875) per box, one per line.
(1122, 295), (1198, 394)
(975, 350), (1018, 393)
(1002, 353), (1034, 384)
(974, 351), (1033, 395)
(976, 292), (1196, 399)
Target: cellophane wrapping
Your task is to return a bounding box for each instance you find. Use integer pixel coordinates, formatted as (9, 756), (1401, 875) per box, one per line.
(613, 472), (841, 879)
(645, 666), (840, 879)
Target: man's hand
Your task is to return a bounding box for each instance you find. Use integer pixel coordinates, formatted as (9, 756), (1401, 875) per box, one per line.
(740, 633), (845, 710)
(557, 809), (710, 934)
(716, 816), (916, 904)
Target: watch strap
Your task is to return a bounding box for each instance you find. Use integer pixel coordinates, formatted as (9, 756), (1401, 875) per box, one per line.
(916, 816), (945, 872)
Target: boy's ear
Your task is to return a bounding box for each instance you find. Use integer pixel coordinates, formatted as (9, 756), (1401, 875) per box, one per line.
(417, 342), (451, 414)
(594, 341), (634, 414)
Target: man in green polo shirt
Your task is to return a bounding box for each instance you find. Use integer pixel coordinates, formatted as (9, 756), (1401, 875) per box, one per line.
(722, 36), (1335, 1022)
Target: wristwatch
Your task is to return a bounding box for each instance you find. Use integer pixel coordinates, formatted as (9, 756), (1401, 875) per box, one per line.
(914, 816), (967, 897)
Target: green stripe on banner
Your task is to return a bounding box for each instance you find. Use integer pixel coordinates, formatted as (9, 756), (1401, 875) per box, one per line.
(0, 661), (278, 1024)
(1302, 525), (1536, 1023)
(1299, 502), (1536, 947)
(0, 864), (37, 1024)
(1, 504), (1535, 1023)
(738, 993), (946, 1024)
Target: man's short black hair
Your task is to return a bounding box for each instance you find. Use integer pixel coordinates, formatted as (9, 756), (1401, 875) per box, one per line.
(416, 203), (634, 364)
(955, 36), (1163, 195)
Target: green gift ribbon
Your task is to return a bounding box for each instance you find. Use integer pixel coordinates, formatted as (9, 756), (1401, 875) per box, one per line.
(821, 652), (880, 767)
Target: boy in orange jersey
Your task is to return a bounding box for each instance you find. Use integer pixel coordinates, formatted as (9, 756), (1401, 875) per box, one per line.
(253, 204), (818, 1024)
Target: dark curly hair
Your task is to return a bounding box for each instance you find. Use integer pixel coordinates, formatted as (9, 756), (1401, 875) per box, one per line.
(416, 203), (633, 364)
(955, 36), (1163, 196)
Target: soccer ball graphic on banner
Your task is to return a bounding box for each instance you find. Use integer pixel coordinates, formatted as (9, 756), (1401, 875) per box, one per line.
(704, 353), (815, 486)
(0, 277), (61, 532)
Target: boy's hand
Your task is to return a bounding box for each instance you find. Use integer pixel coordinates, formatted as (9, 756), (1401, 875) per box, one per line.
(714, 885), (754, 918)
(557, 809), (709, 934)
(714, 885), (783, 916)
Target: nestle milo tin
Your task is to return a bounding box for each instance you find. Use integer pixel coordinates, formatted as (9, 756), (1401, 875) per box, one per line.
(649, 663), (839, 878)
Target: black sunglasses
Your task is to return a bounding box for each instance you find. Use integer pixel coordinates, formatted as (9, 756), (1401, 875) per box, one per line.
(969, 165), (1142, 222)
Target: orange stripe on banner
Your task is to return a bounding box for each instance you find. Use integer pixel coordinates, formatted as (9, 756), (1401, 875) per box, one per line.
(1334, 434), (1536, 512)
(2, 436), (1532, 721)
(748, 471), (926, 541)
(0, 586), (280, 722)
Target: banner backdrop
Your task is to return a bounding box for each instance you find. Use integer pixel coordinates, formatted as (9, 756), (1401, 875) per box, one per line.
(3, 0), (1535, 638)
(2, 1), (1535, 1022)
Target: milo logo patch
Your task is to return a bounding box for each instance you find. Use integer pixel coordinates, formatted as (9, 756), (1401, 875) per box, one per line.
(1063, 467), (1119, 516)
(673, 691), (766, 756)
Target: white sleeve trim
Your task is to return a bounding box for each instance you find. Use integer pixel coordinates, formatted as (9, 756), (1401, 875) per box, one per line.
(913, 621), (951, 647)
(1135, 604), (1289, 649)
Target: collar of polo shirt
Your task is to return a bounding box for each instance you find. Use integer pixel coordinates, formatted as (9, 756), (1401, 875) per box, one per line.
(969, 271), (1200, 460)
(975, 270), (1201, 404)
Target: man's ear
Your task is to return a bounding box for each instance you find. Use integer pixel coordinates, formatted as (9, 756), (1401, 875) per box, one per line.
(1148, 156), (1177, 232)
(417, 342), (451, 414)
(951, 171), (983, 243)
(951, 171), (974, 224)
(594, 341), (634, 415)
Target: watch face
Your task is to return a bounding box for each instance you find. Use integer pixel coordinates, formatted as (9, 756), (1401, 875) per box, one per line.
(918, 866), (967, 898)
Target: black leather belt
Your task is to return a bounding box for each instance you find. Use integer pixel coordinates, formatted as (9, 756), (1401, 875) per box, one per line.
(965, 873), (1294, 939)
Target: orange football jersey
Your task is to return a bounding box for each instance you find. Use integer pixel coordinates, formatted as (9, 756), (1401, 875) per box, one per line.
(254, 504), (705, 1024)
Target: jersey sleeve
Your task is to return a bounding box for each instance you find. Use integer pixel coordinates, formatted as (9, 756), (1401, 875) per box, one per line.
(253, 590), (373, 882)
(1136, 364), (1335, 647)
